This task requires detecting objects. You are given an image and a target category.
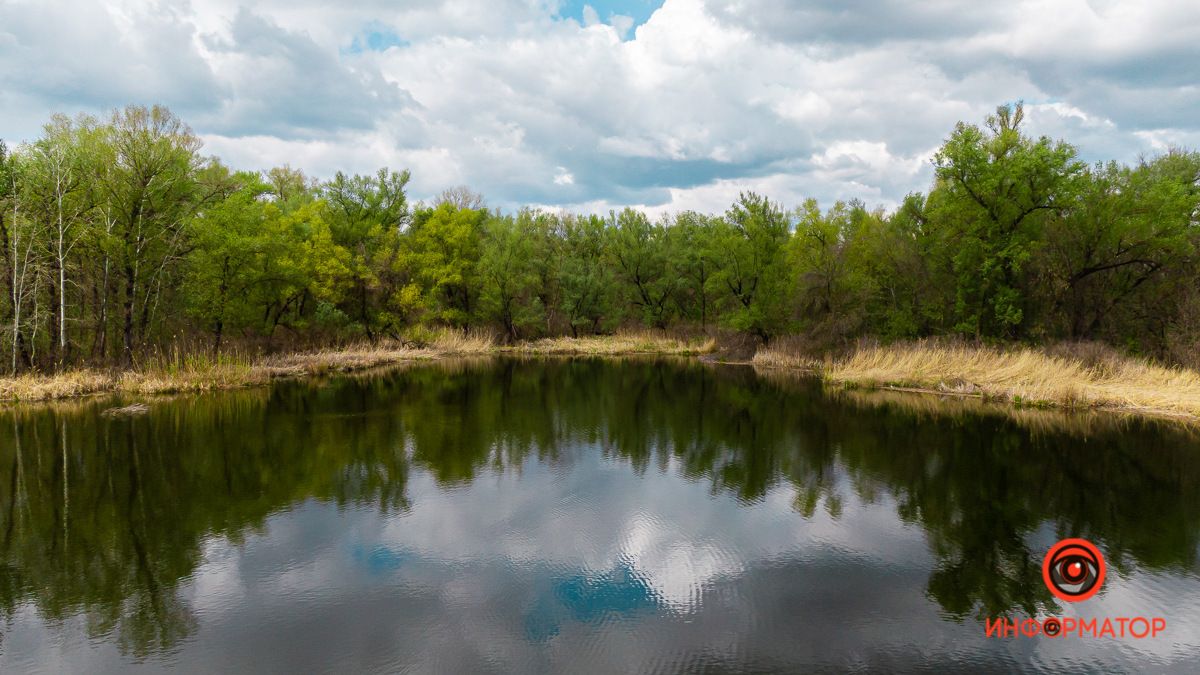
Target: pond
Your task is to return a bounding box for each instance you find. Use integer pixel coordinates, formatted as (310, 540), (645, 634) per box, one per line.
(1, 357), (1198, 673)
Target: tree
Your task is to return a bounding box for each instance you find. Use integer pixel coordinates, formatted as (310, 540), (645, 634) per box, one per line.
(559, 214), (617, 336)
(436, 185), (485, 210)
(790, 198), (879, 344)
(607, 208), (675, 328)
(186, 174), (352, 351)
(1040, 152), (1200, 344)
(669, 212), (717, 329)
(265, 165), (315, 207)
(0, 142), (39, 372)
(929, 102), (1085, 339)
(25, 114), (102, 362)
(709, 192), (794, 340)
(857, 193), (944, 339)
(101, 105), (209, 364)
(403, 202), (484, 327)
(478, 212), (545, 341)
(321, 168), (410, 339)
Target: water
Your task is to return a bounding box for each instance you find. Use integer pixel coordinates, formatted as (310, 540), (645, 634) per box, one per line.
(1, 357), (1198, 673)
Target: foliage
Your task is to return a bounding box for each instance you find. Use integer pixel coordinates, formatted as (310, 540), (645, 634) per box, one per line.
(0, 102), (1198, 371)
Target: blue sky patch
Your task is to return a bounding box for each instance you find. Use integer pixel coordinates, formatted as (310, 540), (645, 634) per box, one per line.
(556, 0), (665, 33)
(344, 25), (409, 54)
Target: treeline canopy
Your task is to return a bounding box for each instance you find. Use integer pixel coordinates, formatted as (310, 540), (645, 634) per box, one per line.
(1, 103), (1198, 371)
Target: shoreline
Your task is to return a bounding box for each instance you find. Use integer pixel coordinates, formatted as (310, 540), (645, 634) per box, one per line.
(0, 333), (715, 404)
(754, 341), (1200, 424)
(4, 335), (1199, 426)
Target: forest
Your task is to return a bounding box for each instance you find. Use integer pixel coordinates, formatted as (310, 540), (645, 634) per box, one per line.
(1, 102), (1198, 373)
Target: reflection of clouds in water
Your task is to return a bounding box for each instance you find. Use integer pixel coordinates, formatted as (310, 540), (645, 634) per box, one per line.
(364, 444), (927, 611)
(12, 470), (1200, 673)
(7, 356), (1200, 673)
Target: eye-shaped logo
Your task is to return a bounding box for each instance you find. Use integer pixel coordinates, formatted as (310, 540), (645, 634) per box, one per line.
(1042, 538), (1106, 602)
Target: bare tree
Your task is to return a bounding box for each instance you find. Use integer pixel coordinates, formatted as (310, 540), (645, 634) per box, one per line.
(436, 185), (485, 210)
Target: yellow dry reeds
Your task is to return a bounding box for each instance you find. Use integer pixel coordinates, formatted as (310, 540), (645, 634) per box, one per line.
(0, 369), (115, 402)
(0, 330), (713, 404)
(821, 341), (1200, 421)
(751, 349), (819, 370)
(509, 331), (716, 356)
(430, 327), (497, 354)
(0, 343), (436, 402)
(262, 343), (437, 376)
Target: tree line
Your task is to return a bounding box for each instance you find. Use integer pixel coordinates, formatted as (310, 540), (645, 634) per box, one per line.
(1, 102), (1198, 372)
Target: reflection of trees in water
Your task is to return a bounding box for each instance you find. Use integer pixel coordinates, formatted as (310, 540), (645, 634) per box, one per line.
(2, 357), (1199, 652)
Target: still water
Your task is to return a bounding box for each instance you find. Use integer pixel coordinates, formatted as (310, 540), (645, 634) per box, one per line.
(1, 358), (1198, 673)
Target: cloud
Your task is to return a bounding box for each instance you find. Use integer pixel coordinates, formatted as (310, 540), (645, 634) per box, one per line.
(1, 0), (1196, 214)
(197, 8), (416, 138)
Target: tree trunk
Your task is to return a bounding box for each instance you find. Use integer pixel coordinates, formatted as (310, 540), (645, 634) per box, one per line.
(122, 260), (136, 366)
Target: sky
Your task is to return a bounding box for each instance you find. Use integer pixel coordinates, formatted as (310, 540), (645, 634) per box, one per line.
(1, 0), (1198, 215)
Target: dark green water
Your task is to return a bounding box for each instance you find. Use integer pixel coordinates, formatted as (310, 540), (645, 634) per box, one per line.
(1, 358), (1198, 673)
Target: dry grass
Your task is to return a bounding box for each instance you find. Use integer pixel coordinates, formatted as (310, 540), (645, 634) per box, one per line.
(0, 369), (115, 401)
(0, 342), (439, 403)
(753, 366), (1156, 438)
(819, 341), (1200, 421)
(262, 343), (437, 377)
(508, 331), (717, 356)
(751, 337), (821, 370)
(0, 329), (715, 404)
(430, 327), (497, 354)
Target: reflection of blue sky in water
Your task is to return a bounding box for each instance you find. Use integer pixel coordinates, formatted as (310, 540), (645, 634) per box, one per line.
(355, 544), (417, 575)
(6, 361), (1200, 673)
(527, 560), (661, 641)
(353, 542), (661, 643)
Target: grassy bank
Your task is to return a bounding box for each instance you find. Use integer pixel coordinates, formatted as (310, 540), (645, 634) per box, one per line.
(0, 345), (433, 403)
(8, 331), (1196, 423)
(505, 332), (716, 356)
(754, 340), (1200, 421)
(0, 331), (712, 403)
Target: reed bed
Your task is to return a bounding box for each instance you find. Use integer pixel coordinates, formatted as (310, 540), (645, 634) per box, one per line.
(0, 329), (717, 403)
(0, 369), (115, 402)
(509, 331), (716, 356)
(262, 343), (436, 376)
(754, 340), (1200, 421)
(0, 343), (434, 402)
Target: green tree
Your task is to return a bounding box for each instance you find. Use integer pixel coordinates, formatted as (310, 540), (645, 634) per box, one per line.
(708, 192), (794, 340)
(790, 198), (880, 344)
(857, 193), (944, 339)
(478, 212), (545, 341)
(1040, 152), (1200, 344)
(404, 202), (485, 327)
(929, 102), (1085, 339)
(668, 212), (718, 328)
(101, 105), (213, 364)
(25, 114), (103, 362)
(607, 208), (676, 328)
(321, 168), (410, 339)
(559, 214), (617, 336)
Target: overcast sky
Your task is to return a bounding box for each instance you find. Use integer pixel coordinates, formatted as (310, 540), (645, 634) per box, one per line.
(2, 0), (1197, 214)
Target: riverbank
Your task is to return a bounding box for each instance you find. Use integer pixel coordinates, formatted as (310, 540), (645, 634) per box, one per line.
(0, 331), (714, 403)
(754, 340), (1200, 422)
(6, 335), (1199, 424)
(503, 334), (715, 356)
